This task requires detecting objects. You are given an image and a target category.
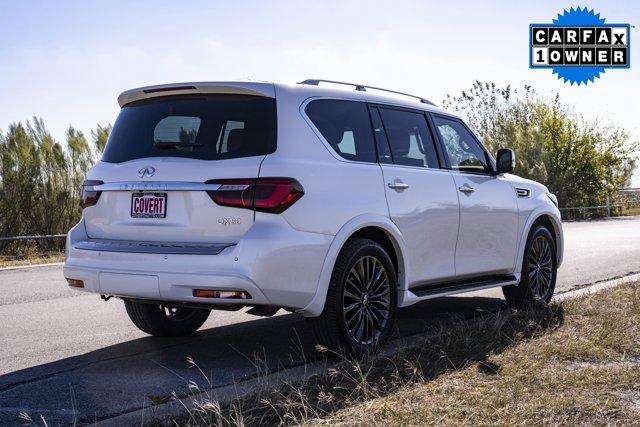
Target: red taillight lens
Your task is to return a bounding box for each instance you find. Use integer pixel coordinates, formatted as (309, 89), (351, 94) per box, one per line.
(80, 180), (103, 209)
(253, 178), (304, 213)
(207, 179), (256, 209)
(206, 178), (304, 214)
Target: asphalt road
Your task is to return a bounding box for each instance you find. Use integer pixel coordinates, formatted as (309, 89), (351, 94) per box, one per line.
(1, 217), (639, 425)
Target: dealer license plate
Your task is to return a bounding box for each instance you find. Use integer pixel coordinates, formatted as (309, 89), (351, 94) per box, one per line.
(131, 193), (167, 218)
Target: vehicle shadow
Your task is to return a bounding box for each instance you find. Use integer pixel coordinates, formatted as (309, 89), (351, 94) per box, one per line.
(0, 294), (562, 425)
(224, 299), (565, 425)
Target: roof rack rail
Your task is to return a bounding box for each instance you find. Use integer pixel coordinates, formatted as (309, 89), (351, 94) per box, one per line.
(298, 79), (436, 106)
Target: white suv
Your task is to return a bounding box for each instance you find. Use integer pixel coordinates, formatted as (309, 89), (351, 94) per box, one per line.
(64, 80), (563, 354)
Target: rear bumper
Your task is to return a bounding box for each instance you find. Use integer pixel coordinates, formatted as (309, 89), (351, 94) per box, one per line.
(63, 264), (272, 305)
(63, 214), (333, 310)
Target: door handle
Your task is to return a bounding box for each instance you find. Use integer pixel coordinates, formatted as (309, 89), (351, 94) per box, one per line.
(388, 181), (409, 190)
(458, 185), (475, 194)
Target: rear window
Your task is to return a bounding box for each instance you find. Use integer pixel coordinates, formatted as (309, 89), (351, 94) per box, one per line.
(102, 95), (276, 163)
(305, 99), (376, 163)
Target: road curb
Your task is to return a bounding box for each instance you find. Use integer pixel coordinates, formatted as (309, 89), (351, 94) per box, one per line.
(555, 272), (640, 301)
(96, 273), (640, 426)
(0, 262), (64, 272)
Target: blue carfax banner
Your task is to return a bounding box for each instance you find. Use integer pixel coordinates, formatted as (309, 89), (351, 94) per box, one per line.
(530, 7), (630, 85)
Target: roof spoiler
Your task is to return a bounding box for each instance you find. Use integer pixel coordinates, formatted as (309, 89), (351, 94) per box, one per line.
(117, 82), (275, 107)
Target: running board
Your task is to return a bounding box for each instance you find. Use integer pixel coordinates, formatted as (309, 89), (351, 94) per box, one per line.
(409, 275), (518, 299)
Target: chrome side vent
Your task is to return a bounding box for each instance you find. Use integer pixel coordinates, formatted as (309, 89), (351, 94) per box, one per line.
(516, 187), (531, 198)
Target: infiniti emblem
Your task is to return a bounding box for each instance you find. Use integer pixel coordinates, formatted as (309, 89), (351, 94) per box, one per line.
(138, 166), (156, 178)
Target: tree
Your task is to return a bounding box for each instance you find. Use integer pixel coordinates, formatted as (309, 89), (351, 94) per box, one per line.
(443, 81), (638, 208)
(0, 119), (99, 253)
(91, 123), (111, 154)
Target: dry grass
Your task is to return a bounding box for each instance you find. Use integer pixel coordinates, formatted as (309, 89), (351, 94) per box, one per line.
(0, 251), (64, 268)
(622, 207), (640, 217)
(165, 282), (640, 426)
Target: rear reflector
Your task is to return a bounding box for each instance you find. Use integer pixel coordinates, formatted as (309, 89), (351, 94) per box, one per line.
(206, 177), (304, 214)
(81, 180), (103, 209)
(66, 278), (85, 288)
(193, 289), (251, 299)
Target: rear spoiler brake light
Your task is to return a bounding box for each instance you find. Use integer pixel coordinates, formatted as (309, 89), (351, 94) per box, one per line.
(143, 85), (197, 94)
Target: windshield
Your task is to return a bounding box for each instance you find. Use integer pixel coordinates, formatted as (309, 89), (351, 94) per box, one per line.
(102, 95), (277, 163)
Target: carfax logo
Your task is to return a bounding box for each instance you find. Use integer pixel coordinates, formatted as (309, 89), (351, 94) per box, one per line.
(530, 7), (630, 85)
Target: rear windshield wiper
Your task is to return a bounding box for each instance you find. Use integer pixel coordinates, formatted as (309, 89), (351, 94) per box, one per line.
(154, 140), (204, 150)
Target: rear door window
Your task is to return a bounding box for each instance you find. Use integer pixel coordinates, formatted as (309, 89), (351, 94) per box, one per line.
(305, 99), (376, 163)
(102, 95), (276, 163)
(378, 108), (439, 168)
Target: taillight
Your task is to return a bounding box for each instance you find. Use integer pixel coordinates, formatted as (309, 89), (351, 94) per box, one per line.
(81, 180), (103, 209)
(206, 178), (304, 214)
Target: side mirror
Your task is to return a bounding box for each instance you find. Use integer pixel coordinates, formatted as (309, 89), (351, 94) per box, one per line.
(496, 148), (515, 174)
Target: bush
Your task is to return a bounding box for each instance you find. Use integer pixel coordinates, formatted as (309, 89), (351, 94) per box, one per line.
(443, 81), (639, 209)
(0, 118), (110, 254)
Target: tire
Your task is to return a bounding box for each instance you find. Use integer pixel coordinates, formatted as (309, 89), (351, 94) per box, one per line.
(309, 238), (397, 356)
(124, 300), (210, 337)
(503, 224), (557, 309)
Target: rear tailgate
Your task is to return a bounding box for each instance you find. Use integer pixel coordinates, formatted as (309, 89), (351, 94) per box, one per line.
(84, 157), (263, 243)
(83, 92), (277, 245)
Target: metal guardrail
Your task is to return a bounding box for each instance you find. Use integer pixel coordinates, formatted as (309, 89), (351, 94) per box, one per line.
(559, 205), (625, 217)
(559, 205), (621, 212)
(1, 201), (638, 242)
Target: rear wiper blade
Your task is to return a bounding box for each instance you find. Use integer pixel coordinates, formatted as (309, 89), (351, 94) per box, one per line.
(154, 141), (204, 150)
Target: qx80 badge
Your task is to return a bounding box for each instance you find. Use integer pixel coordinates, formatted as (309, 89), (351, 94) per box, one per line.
(530, 7), (630, 85)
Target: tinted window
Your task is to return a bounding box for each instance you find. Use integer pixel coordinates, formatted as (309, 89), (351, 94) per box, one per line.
(305, 100), (376, 163)
(379, 108), (439, 168)
(369, 108), (393, 164)
(154, 116), (201, 144)
(432, 116), (490, 173)
(102, 95), (276, 163)
(216, 120), (245, 154)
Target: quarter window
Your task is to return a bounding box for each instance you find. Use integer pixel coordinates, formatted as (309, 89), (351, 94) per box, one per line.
(378, 108), (439, 168)
(432, 116), (490, 173)
(305, 100), (376, 163)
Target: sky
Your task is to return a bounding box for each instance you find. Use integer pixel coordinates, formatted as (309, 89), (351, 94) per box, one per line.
(1, 0), (638, 185)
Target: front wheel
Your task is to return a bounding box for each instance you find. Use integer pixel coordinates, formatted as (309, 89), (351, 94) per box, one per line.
(503, 225), (557, 309)
(124, 300), (210, 337)
(309, 238), (397, 356)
